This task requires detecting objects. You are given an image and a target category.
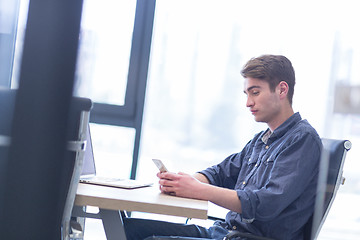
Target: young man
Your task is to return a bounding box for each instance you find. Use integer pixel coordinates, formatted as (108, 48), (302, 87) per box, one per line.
(124, 55), (322, 240)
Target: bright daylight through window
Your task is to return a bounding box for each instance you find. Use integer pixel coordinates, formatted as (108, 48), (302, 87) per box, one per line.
(7, 0), (360, 239)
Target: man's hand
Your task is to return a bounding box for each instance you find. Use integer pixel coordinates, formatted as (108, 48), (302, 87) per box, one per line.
(156, 171), (242, 213)
(157, 172), (207, 200)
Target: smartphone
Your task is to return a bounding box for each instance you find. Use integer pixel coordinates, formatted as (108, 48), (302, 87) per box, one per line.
(152, 158), (168, 173)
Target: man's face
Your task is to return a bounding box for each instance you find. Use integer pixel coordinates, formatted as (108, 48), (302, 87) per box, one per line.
(243, 77), (281, 125)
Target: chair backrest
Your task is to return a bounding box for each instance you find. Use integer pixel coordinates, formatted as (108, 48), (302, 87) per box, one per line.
(305, 138), (351, 240)
(0, 88), (92, 239)
(60, 97), (92, 240)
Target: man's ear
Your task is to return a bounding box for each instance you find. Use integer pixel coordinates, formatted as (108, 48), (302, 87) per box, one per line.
(278, 81), (289, 100)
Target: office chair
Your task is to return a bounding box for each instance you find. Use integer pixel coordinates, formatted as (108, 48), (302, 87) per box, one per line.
(60, 97), (92, 240)
(307, 138), (351, 240)
(0, 88), (92, 240)
(147, 138), (351, 240)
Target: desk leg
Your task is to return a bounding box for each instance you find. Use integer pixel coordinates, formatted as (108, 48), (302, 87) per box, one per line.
(100, 209), (127, 240)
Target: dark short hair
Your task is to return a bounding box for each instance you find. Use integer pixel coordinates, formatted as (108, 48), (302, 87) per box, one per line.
(241, 55), (295, 105)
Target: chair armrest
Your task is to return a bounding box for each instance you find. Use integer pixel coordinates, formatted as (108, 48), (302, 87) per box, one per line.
(224, 231), (275, 240)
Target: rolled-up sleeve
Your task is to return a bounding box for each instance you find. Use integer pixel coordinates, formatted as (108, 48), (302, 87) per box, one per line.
(199, 140), (255, 189)
(199, 153), (240, 189)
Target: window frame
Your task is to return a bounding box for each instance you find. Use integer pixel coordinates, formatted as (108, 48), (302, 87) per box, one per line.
(4, 0), (156, 179)
(86, 0), (156, 179)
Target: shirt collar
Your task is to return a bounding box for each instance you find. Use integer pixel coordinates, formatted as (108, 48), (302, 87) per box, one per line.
(262, 112), (302, 143)
(261, 129), (273, 144)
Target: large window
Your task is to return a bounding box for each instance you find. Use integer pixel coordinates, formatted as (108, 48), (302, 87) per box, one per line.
(0, 0), (21, 87)
(74, 0), (138, 178)
(74, 0), (136, 106)
(10, 0), (155, 180)
(74, 0), (155, 180)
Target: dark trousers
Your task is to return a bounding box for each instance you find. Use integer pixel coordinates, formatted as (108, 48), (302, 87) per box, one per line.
(123, 218), (230, 240)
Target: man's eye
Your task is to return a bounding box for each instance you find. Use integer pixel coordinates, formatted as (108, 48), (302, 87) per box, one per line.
(252, 91), (259, 95)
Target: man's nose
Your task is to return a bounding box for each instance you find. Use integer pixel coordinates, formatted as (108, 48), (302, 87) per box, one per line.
(246, 96), (254, 108)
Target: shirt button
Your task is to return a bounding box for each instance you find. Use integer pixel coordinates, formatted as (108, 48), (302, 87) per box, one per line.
(265, 145), (269, 149)
(232, 226), (237, 230)
(242, 181), (246, 185)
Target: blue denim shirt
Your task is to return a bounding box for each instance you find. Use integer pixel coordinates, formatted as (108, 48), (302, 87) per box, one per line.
(200, 113), (322, 240)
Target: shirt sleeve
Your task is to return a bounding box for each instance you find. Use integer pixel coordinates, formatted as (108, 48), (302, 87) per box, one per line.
(238, 131), (322, 222)
(199, 140), (253, 189)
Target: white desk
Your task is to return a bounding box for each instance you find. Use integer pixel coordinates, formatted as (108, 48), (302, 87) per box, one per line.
(73, 183), (208, 240)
